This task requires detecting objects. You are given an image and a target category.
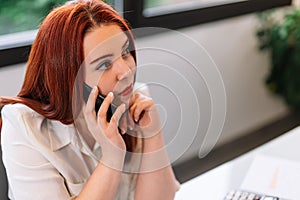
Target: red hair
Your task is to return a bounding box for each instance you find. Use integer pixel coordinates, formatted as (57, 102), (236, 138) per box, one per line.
(0, 0), (138, 151)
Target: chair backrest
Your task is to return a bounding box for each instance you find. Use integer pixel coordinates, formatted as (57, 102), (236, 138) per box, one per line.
(0, 106), (9, 200)
(0, 146), (9, 200)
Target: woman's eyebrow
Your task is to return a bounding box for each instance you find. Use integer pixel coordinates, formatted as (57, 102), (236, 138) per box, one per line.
(89, 39), (129, 64)
(89, 54), (113, 64)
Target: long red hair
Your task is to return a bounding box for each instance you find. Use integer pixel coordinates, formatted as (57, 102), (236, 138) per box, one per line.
(0, 0), (137, 151)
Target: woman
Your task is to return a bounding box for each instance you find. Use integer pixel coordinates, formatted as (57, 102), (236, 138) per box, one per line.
(0, 0), (180, 199)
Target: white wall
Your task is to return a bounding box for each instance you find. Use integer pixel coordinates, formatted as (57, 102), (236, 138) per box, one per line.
(0, 63), (26, 96)
(134, 13), (290, 165)
(0, 12), (290, 165)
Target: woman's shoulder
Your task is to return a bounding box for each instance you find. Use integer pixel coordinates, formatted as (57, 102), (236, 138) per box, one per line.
(1, 103), (45, 148)
(1, 103), (74, 151)
(1, 103), (45, 136)
(1, 103), (41, 120)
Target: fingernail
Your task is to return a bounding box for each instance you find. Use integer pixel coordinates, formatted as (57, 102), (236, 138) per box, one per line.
(92, 86), (97, 93)
(121, 129), (126, 134)
(129, 126), (133, 130)
(108, 92), (113, 97)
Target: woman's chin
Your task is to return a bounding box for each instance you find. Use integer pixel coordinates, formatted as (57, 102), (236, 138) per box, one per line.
(113, 94), (132, 108)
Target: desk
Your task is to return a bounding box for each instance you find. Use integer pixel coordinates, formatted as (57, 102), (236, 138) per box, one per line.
(174, 127), (300, 199)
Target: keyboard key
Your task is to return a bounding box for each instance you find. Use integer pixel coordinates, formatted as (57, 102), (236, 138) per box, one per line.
(224, 190), (279, 200)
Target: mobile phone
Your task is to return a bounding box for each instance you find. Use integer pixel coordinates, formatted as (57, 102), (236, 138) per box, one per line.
(82, 82), (117, 121)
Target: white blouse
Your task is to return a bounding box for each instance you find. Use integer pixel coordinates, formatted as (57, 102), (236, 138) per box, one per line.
(1, 103), (144, 200)
(0, 84), (148, 200)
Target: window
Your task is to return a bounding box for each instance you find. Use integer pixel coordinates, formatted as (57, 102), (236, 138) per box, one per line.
(0, 0), (114, 68)
(124, 0), (292, 30)
(0, 0), (292, 68)
(0, 0), (115, 36)
(143, 0), (248, 17)
(0, 0), (64, 36)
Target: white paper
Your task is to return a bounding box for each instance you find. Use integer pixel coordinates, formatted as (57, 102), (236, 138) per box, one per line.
(241, 154), (300, 200)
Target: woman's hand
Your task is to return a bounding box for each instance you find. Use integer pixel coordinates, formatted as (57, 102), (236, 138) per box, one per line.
(84, 86), (126, 169)
(127, 92), (162, 138)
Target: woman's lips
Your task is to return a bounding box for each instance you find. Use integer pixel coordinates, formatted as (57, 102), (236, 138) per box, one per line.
(119, 84), (133, 96)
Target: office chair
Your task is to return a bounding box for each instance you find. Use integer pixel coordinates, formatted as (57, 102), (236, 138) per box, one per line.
(0, 105), (9, 200)
(0, 146), (9, 200)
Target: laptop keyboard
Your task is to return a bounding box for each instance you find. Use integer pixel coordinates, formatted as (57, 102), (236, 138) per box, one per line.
(224, 190), (279, 200)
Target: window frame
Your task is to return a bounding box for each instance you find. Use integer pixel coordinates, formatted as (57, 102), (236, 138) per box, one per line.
(0, 0), (292, 68)
(124, 0), (292, 29)
(0, 30), (36, 68)
(0, 45), (31, 68)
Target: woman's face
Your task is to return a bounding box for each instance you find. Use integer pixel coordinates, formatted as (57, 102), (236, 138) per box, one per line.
(83, 24), (136, 106)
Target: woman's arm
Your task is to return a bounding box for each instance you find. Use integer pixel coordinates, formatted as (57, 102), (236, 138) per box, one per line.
(128, 92), (180, 200)
(134, 132), (180, 200)
(75, 88), (128, 200)
(74, 160), (123, 200)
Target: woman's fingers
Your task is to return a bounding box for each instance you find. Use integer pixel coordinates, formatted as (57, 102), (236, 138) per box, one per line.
(129, 92), (138, 106)
(97, 92), (114, 126)
(129, 103), (137, 120)
(109, 104), (126, 130)
(85, 86), (98, 117)
(130, 97), (154, 123)
(119, 113), (128, 134)
(127, 112), (135, 130)
(83, 88), (127, 156)
(84, 86), (100, 132)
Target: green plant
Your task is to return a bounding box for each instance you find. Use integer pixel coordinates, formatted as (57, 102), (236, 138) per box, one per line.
(0, 0), (67, 35)
(0, 0), (114, 35)
(257, 7), (300, 110)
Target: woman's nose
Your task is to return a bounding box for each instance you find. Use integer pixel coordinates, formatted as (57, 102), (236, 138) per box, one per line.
(114, 57), (132, 80)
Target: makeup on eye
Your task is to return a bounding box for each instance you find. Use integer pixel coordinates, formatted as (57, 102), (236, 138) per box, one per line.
(92, 40), (131, 70)
(89, 38), (129, 64)
(89, 54), (113, 65)
(96, 60), (113, 70)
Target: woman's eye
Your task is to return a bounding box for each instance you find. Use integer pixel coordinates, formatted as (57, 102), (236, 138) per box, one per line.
(96, 61), (112, 70)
